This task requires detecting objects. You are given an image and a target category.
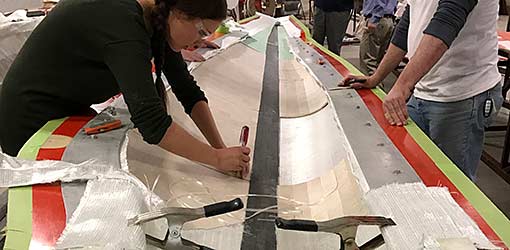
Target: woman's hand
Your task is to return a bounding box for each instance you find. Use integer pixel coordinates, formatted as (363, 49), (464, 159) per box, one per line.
(182, 39), (219, 62)
(181, 49), (206, 62)
(214, 146), (251, 178)
(200, 40), (220, 49)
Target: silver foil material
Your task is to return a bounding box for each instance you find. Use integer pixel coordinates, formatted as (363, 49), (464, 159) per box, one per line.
(0, 153), (115, 187)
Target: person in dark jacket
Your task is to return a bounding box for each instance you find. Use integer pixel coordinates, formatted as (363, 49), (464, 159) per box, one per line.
(0, 0), (251, 176)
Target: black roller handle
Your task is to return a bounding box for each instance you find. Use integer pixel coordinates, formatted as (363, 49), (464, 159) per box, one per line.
(26, 10), (46, 17)
(204, 198), (244, 217)
(275, 217), (319, 232)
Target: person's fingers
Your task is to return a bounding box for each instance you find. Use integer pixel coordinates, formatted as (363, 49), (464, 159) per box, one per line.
(207, 41), (220, 49)
(201, 40), (219, 49)
(388, 113), (397, 125)
(346, 76), (374, 89)
(195, 54), (205, 62)
(384, 112), (394, 125)
(394, 109), (406, 126)
(229, 168), (242, 174)
(389, 101), (403, 125)
(384, 112), (395, 125)
(242, 165), (250, 179)
(395, 99), (408, 125)
(383, 102), (396, 125)
(350, 82), (367, 89)
(390, 112), (400, 126)
(389, 99), (405, 125)
(229, 160), (242, 171)
(340, 75), (355, 86)
(188, 52), (205, 62)
(181, 50), (191, 62)
(241, 146), (251, 155)
(240, 161), (250, 170)
(383, 100), (391, 112)
(241, 154), (250, 163)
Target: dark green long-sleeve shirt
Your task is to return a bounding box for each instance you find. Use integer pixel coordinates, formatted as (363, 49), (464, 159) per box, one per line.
(0, 0), (207, 156)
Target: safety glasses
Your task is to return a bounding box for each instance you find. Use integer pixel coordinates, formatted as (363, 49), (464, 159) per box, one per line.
(195, 20), (212, 38)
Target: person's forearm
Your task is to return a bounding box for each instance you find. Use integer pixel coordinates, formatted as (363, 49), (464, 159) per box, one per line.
(371, 44), (407, 82)
(158, 122), (219, 166)
(393, 34), (448, 91)
(191, 101), (226, 149)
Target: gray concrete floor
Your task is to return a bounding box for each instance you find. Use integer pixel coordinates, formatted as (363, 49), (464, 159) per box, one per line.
(339, 38), (510, 220)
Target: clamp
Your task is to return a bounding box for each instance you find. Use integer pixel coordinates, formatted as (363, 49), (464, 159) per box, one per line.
(129, 198), (244, 250)
(276, 216), (396, 250)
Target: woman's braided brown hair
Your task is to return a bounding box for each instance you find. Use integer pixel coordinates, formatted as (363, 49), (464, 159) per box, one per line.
(150, 0), (227, 112)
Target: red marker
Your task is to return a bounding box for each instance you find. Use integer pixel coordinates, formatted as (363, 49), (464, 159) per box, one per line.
(239, 126), (249, 147)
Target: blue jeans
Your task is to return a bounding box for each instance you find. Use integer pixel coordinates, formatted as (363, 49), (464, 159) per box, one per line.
(407, 83), (503, 181)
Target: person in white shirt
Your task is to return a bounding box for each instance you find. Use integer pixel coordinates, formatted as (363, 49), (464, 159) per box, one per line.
(342, 0), (503, 181)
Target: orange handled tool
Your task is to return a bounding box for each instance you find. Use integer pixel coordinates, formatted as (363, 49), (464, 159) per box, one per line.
(84, 109), (122, 135)
(84, 119), (122, 135)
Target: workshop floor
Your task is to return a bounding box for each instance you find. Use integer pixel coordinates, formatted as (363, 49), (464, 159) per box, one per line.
(334, 15), (510, 220)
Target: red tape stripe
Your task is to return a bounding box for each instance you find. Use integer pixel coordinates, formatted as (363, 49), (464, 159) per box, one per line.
(32, 116), (92, 247)
(31, 182), (67, 247)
